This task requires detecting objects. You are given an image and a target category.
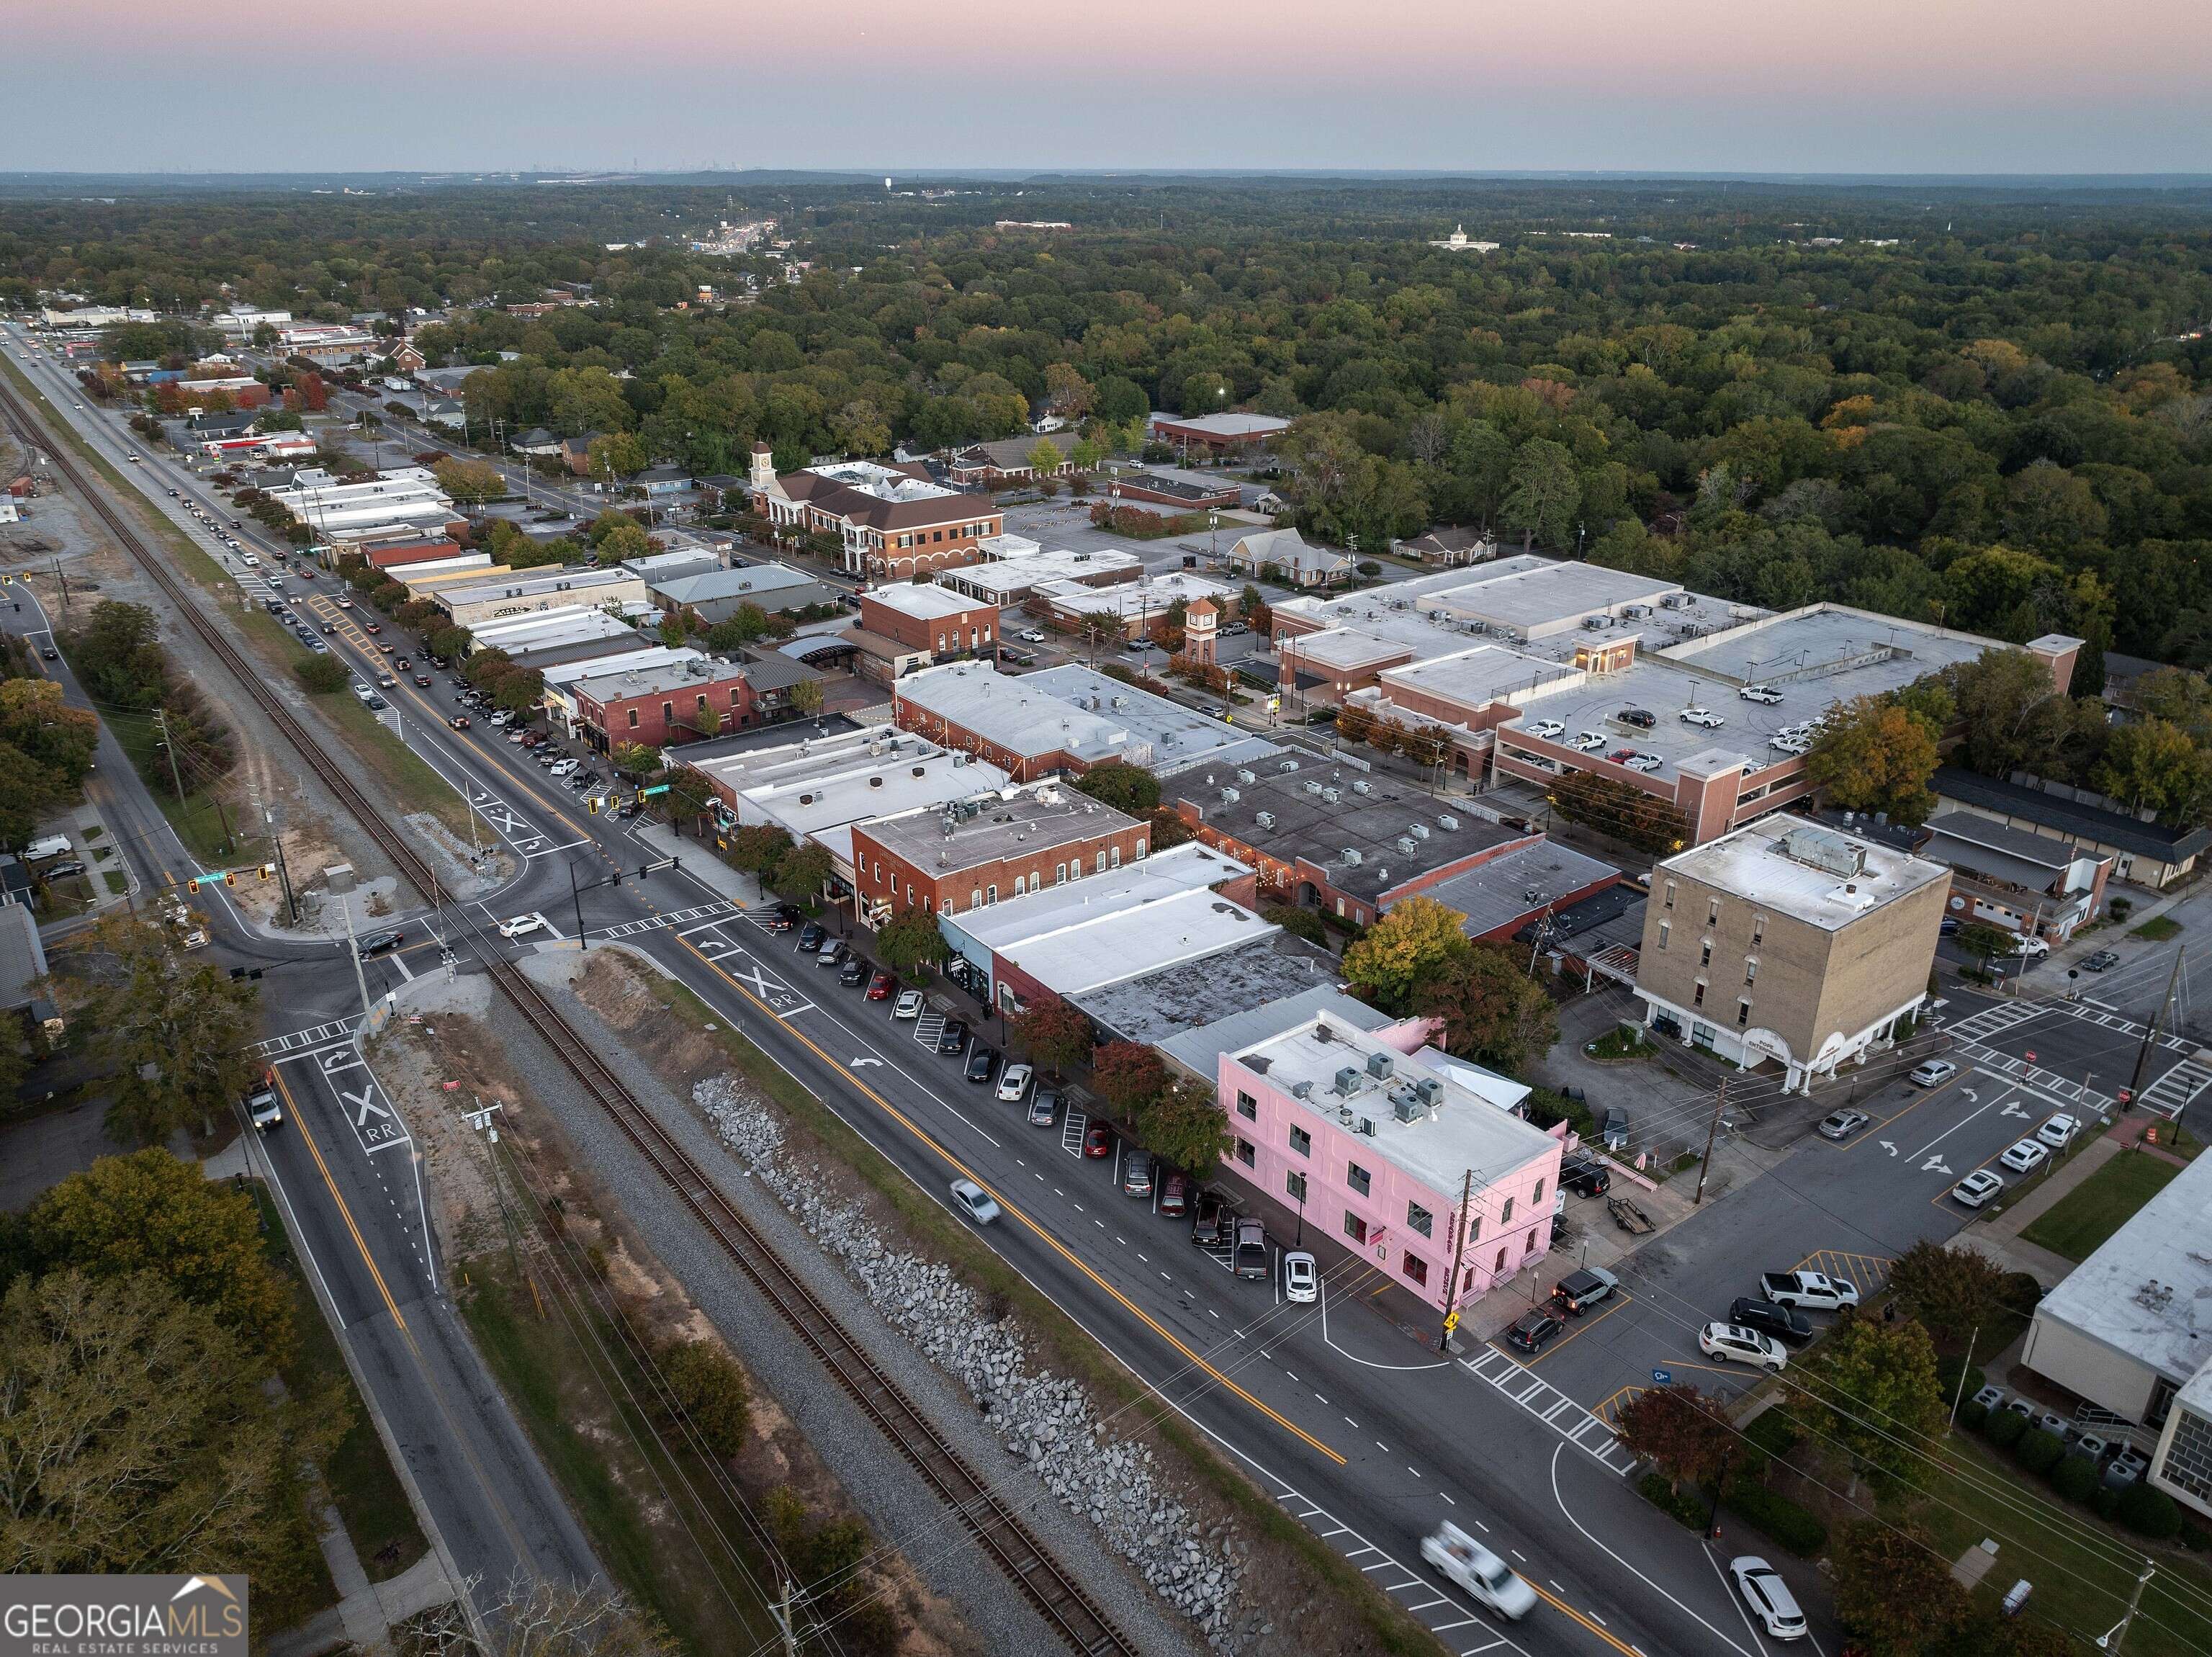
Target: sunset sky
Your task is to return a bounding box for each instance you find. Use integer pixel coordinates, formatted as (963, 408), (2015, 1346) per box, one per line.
(9, 0), (2210, 174)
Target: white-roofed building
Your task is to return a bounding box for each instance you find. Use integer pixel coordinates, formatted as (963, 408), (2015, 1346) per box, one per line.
(935, 544), (1144, 605)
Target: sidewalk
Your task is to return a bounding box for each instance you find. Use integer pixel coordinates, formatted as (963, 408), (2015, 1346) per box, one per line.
(636, 822), (761, 907)
(1953, 1127), (2123, 1288)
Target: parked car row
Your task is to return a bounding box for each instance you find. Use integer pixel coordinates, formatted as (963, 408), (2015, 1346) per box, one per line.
(1951, 1112), (2080, 1208)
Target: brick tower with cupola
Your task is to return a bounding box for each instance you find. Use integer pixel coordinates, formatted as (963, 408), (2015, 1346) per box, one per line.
(1181, 596), (1219, 668)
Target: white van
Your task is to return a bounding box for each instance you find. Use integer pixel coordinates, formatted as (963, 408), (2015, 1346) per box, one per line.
(22, 835), (71, 864)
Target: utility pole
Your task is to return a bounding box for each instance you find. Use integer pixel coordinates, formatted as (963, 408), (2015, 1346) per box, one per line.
(1442, 1167), (1475, 1352)
(569, 860), (588, 950)
(265, 807), (297, 924)
(2129, 946), (2185, 1105)
(1946, 1324), (1979, 1432)
(2100, 1559), (2155, 1654)
(151, 709), (189, 812)
(328, 869), (376, 1024)
(773, 1581), (800, 1657)
(1693, 1081), (1729, 1206)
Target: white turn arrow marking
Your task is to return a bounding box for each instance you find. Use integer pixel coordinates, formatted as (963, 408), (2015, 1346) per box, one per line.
(1879, 1140), (1899, 1157)
(850, 1057), (884, 1069)
(1921, 1154), (1952, 1175)
(1959, 1089), (1978, 1103)
(2002, 1102), (2030, 1119)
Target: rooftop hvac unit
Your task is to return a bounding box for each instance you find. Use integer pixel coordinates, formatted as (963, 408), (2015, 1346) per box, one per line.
(1220, 787), (1241, 804)
(1467, 621), (1488, 634)
(1334, 1067), (1363, 1097)
(1411, 823), (1430, 840)
(1255, 810), (1276, 829)
(1429, 609), (1448, 622)
(1279, 760), (1301, 773)
(1660, 592), (1689, 610)
(1624, 604), (1652, 619)
(1313, 1023), (1332, 1043)
(1393, 1093), (1426, 1123)
(1366, 1050), (1394, 1079)
(1437, 813), (1460, 830)
(1236, 768), (1257, 784)
(1342, 847), (1363, 865)
(1305, 779), (1326, 796)
(1290, 1079), (1313, 1100)
(1397, 836), (1417, 856)
(1110, 696), (1127, 710)
(1352, 779), (1372, 795)
(1358, 1118), (1377, 1136)
(1321, 787), (1340, 804)
(1415, 1077), (1445, 1107)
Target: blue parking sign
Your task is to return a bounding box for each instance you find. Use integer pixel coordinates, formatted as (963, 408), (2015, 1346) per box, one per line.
(1651, 1368), (1673, 1384)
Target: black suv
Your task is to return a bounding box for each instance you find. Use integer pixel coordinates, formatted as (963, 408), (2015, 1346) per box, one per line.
(1618, 707), (1657, 729)
(1506, 1310), (1564, 1354)
(756, 904), (800, 932)
(796, 922), (827, 951)
(837, 956), (870, 987)
(1560, 1154), (1612, 1198)
(1190, 1191), (1231, 1247)
(936, 1019), (969, 1056)
(1728, 1295), (1814, 1345)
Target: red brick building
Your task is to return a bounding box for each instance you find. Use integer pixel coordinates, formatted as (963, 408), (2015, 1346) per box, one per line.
(858, 585), (999, 659)
(747, 445), (1002, 580)
(570, 660), (770, 751)
(362, 536), (466, 570)
(850, 783), (1148, 922)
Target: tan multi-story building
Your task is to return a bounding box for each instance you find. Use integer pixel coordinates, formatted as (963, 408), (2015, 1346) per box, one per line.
(1632, 816), (1950, 1093)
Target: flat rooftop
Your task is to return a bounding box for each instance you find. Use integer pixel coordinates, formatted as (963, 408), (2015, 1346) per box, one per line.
(1234, 1012), (1560, 1194)
(541, 646), (702, 692)
(998, 886), (1279, 997)
(1151, 984), (1393, 1082)
(2038, 1152), (2212, 1388)
(469, 608), (640, 655)
(1659, 815), (1949, 930)
(947, 842), (1251, 953)
(1172, 763), (1516, 904)
(861, 782), (1141, 876)
(1660, 605), (1993, 695)
(1076, 937), (1351, 1048)
(1038, 570), (1238, 620)
(1022, 663), (1281, 778)
(436, 567), (638, 607)
(1418, 840), (1622, 938)
(1377, 645), (1581, 712)
(894, 662), (1143, 765)
(863, 583), (991, 621)
(938, 546), (1144, 603)
(807, 459), (959, 505)
(1154, 412), (1292, 439)
(570, 658), (749, 704)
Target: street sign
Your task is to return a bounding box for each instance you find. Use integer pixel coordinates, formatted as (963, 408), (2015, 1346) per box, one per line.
(639, 783), (670, 797)
(2026, 1050), (2037, 1064)
(1442, 1309), (1460, 1334)
(1652, 1368), (1673, 1384)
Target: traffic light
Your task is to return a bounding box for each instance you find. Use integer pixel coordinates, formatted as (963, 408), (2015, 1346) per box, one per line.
(586, 794), (602, 814)
(222, 870), (238, 887)
(258, 863), (276, 881)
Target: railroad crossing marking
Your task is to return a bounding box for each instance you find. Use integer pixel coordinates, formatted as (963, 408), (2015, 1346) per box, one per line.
(297, 1045), (411, 1155)
(717, 955), (813, 1018)
(1460, 1346), (1639, 1477)
(465, 784), (546, 856)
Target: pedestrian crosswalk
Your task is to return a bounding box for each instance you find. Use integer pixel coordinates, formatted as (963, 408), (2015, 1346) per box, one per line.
(1460, 1345), (1640, 1477)
(599, 901), (735, 941)
(914, 1010), (946, 1050)
(1059, 1108), (1090, 1158)
(2140, 1058), (2212, 1118)
(251, 1017), (359, 1057)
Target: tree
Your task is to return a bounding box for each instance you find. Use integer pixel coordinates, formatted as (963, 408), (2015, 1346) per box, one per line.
(1885, 1240), (2007, 1352)
(1011, 997), (1093, 1077)
(1954, 921), (2015, 974)
(27, 1149), (293, 1360)
(1547, 769), (1689, 853)
(1262, 904), (1328, 945)
(1947, 647), (2067, 778)
(493, 668), (546, 716)
(726, 823), (792, 880)
(1341, 896), (1471, 1013)
(1828, 1520), (1969, 1657)
(0, 744), (61, 850)
(0, 1269), (337, 1614)
(587, 432), (648, 481)
(1026, 437), (1065, 477)
(876, 907), (947, 980)
(771, 843), (832, 900)
(1131, 1079), (1231, 1177)
(2092, 718), (2211, 819)
(1147, 807), (1192, 852)
(1614, 1384), (1734, 1491)
(432, 457), (505, 503)
(1410, 945), (1559, 1072)
(393, 1581), (680, 1657)
(1790, 1314), (1945, 1480)
(1804, 696), (1941, 824)
(1239, 584), (1272, 635)
(294, 654), (351, 693)
(658, 1339), (751, 1460)
(787, 676), (824, 719)
(1091, 1041), (1169, 1119)
(1501, 439), (1581, 551)
(610, 742), (662, 778)
(1070, 759), (1161, 815)
(75, 915), (258, 1146)
(0, 680), (99, 789)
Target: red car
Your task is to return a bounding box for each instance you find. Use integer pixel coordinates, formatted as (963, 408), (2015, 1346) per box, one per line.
(395, 657), (412, 670)
(866, 970), (896, 1000)
(446, 714), (471, 730)
(413, 673), (431, 687)
(1158, 1172), (1189, 1217)
(363, 620), (381, 634)
(1082, 1122), (1114, 1158)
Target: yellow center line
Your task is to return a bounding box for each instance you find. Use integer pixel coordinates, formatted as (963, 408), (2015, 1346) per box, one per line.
(677, 935), (1346, 1465)
(1524, 1290), (1633, 1367)
(1525, 1580), (1640, 1656)
(273, 1069), (408, 1332)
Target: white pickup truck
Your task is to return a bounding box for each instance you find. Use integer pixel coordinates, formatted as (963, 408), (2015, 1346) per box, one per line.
(1758, 1270), (1861, 1311)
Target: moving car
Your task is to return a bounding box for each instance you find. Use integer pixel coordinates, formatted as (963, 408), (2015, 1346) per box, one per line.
(498, 915), (545, 940)
(893, 989), (925, 1019)
(938, 1019), (970, 1055)
(362, 620), (380, 634)
(40, 646), (58, 661)
(1699, 1321), (1787, 1370)
(1738, 684), (1785, 704)
(413, 673), (431, 687)
(949, 1179), (999, 1226)
(356, 929), (403, 958)
(2037, 1113), (2080, 1149)
(1728, 1296), (1814, 1345)
(2000, 1139), (2049, 1174)
(1910, 1059), (1959, 1087)
(1817, 1108), (1871, 1141)
(2082, 949), (2120, 972)
(243, 1072), (283, 1132)
(1231, 1216), (1269, 1279)
(1551, 1267), (1620, 1316)
(1282, 1251), (1318, 1304)
(1083, 1121), (1114, 1158)
(1758, 1269), (1859, 1311)
(996, 1063), (1034, 1103)
(1420, 1523), (1537, 1621)
(1728, 1558), (1807, 1643)
(1506, 1310), (1563, 1354)
(963, 1045), (998, 1085)
(1952, 1168), (2005, 1208)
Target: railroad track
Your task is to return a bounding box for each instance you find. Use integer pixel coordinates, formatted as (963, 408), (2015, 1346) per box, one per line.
(0, 373), (1142, 1657)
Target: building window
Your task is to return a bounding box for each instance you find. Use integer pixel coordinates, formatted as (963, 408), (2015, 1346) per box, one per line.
(1344, 1212), (1368, 1245)
(1657, 920), (1670, 950)
(1495, 1245), (1508, 1272)
(1236, 1138), (1255, 1168)
(1346, 1162), (1371, 1198)
(1466, 1214), (1480, 1242)
(1056, 863), (1066, 885)
(1501, 1196), (1514, 1223)
(1532, 1179), (1545, 1208)
(662, 701), (674, 726)
(1694, 980), (1707, 1007)
(986, 884), (997, 904)
(1753, 914), (1766, 945)
(1707, 897), (1720, 925)
(1406, 1201), (1433, 1238)
(2162, 1405), (2212, 1505)
(1109, 847), (1120, 869)
(1014, 876), (1026, 897)
(1136, 838), (1147, 859)
(1097, 851), (1107, 874)
(1744, 957), (1758, 983)
(970, 887), (981, 910)
(1285, 1171), (1307, 1205)
(627, 708), (639, 728)
(1401, 1252), (1429, 1288)
(1236, 1090), (1257, 1121)
(1699, 939), (1712, 967)
(1737, 998), (1753, 1026)
(1289, 1126), (1310, 1157)
(1663, 880), (1676, 910)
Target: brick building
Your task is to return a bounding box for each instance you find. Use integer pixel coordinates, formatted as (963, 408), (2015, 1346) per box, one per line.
(1633, 817), (1949, 1093)
(859, 584), (1000, 660)
(850, 781), (1147, 923)
(747, 444), (1002, 580)
(570, 657), (799, 751)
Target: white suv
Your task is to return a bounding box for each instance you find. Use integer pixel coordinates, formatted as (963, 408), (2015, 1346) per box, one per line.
(1699, 1321), (1787, 1371)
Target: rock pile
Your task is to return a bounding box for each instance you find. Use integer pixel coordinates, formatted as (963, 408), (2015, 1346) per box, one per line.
(700, 1077), (1244, 1645)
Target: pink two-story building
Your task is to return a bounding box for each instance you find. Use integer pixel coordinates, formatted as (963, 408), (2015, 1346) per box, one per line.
(1217, 1010), (1566, 1316)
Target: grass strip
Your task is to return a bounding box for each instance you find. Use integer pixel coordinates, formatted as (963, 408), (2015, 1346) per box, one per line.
(2020, 1150), (2182, 1262)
